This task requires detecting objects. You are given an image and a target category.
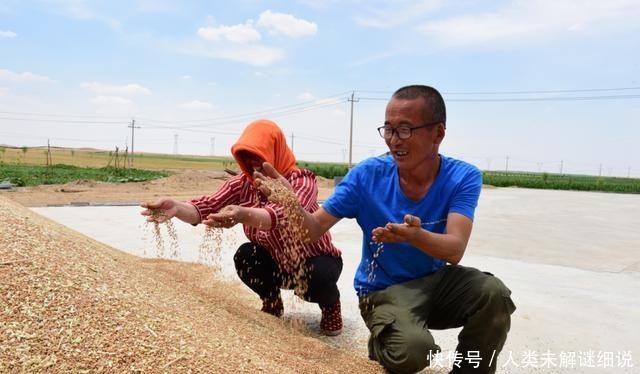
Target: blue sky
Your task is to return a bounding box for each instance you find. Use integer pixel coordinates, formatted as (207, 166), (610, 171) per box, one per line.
(1, 0), (639, 177)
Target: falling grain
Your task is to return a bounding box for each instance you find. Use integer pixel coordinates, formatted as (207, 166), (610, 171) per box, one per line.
(144, 209), (180, 259)
(367, 241), (384, 282)
(260, 178), (311, 298)
(198, 225), (224, 271)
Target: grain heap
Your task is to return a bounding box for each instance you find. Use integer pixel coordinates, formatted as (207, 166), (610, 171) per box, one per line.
(0, 196), (384, 373)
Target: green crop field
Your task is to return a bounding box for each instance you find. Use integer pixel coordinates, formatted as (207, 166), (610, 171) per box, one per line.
(482, 171), (640, 194)
(0, 145), (235, 171)
(1, 145), (638, 193)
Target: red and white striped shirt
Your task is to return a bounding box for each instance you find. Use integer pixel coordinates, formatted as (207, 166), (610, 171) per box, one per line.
(189, 169), (341, 270)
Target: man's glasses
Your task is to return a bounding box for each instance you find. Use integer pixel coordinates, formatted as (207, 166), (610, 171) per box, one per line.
(376, 121), (441, 140)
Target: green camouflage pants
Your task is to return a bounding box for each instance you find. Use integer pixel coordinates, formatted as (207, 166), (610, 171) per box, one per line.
(359, 265), (516, 374)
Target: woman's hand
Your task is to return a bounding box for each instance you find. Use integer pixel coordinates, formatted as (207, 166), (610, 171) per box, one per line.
(140, 198), (179, 223)
(203, 205), (243, 228)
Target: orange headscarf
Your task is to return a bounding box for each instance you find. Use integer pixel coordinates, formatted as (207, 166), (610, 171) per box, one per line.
(231, 119), (297, 179)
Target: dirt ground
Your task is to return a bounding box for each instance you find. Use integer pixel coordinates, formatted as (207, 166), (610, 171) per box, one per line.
(0, 170), (385, 373)
(4, 169), (337, 207)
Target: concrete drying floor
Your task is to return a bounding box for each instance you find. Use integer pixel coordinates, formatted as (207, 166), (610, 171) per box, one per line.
(32, 187), (640, 373)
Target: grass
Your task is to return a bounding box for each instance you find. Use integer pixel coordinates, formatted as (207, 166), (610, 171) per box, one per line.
(0, 164), (168, 187)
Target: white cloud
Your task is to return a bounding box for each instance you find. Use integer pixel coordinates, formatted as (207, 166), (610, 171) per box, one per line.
(0, 68), (55, 82)
(191, 11), (313, 66)
(0, 30), (17, 38)
(135, 0), (180, 13)
(46, 0), (95, 19)
(181, 40), (285, 67)
(81, 82), (152, 96)
(197, 23), (261, 43)
(181, 75), (191, 80)
(416, 0), (640, 48)
(91, 95), (132, 105)
(90, 95), (134, 116)
(297, 0), (341, 10)
(257, 10), (318, 37)
(354, 0), (443, 29)
(217, 45), (285, 66)
(40, 1), (123, 32)
(178, 100), (214, 110)
(298, 92), (315, 101)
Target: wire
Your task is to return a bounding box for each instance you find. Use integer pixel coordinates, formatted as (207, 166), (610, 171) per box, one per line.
(443, 86), (640, 95)
(358, 94), (640, 102)
(0, 116), (127, 124)
(355, 86), (640, 96)
(137, 90), (353, 126)
(0, 110), (131, 119)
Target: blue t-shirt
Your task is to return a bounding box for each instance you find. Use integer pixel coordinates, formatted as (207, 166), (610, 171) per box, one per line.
(323, 154), (482, 297)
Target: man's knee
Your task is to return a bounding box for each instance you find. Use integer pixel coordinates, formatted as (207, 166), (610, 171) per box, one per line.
(480, 275), (516, 330)
(370, 320), (438, 374)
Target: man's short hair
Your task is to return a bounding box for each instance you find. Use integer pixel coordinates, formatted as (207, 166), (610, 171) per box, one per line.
(392, 85), (446, 127)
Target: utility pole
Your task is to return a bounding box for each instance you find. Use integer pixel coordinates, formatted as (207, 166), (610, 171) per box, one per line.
(128, 119), (140, 168)
(505, 155), (509, 173)
(210, 137), (215, 156)
(559, 160), (563, 175)
(348, 91), (359, 169)
(290, 132), (294, 152)
(46, 139), (52, 166)
(599, 164), (603, 177)
(173, 134), (179, 155)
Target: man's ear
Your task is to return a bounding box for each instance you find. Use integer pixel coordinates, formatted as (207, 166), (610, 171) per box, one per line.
(434, 123), (446, 145)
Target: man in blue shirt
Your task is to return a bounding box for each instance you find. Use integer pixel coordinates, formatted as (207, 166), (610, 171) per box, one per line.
(257, 85), (515, 374)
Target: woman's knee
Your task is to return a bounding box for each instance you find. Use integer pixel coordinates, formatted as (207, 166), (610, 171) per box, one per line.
(306, 256), (342, 283)
(233, 242), (252, 266)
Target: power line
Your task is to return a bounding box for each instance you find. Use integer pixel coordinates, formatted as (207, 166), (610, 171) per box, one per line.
(0, 110), (131, 119)
(176, 98), (349, 129)
(359, 94), (640, 102)
(135, 98), (348, 132)
(0, 131), (122, 143)
(2, 87), (636, 129)
(449, 94), (640, 102)
(355, 86), (640, 96)
(0, 116), (126, 124)
(445, 86), (640, 95)
(136, 90), (352, 126)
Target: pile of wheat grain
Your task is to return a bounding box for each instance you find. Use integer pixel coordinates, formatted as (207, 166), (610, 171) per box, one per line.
(0, 196), (383, 373)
